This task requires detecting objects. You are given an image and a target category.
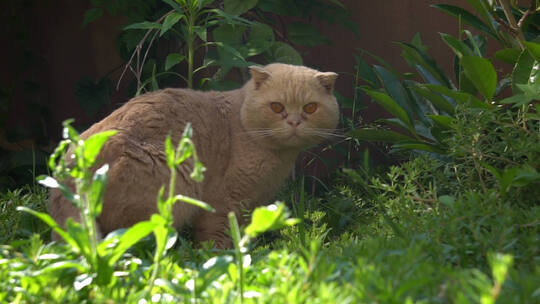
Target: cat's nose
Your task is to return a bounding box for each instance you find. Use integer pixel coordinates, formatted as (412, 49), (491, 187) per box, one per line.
(287, 119), (301, 128)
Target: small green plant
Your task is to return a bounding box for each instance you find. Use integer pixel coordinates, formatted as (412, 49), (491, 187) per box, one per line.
(17, 120), (210, 297)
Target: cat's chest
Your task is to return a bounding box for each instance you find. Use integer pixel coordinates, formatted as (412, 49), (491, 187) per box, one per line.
(223, 146), (296, 204)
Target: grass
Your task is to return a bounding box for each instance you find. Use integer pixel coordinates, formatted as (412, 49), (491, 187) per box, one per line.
(1, 105), (540, 303)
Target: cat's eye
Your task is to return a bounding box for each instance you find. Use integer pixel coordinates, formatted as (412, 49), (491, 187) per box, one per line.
(270, 102), (285, 113)
(303, 103), (318, 114)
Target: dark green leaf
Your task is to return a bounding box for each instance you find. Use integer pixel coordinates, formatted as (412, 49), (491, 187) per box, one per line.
(427, 115), (454, 129)
(123, 21), (161, 31)
(524, 41), (540, 63)
(265, 42), (303, 65)
(162, 0), (184, 13)
(244, 23), (274, 56)
(494, 48), (522, 65)
(363, 88), (413, 131)
(224, 0), (258, 15)
(82, 8), (103, 28)
(287, 22), (329, 47)
(160, 12), (183, 36)
(440, 33), (474, 58)
(423, 84), (489, 109)
(373, 66), (415, 124)
(17, 207), (76, 248)
(431, 4), (498, 40)
(393, 142), (445, 153)
(460, 56), (497, 101)
(411, 86), (455, 114)
(74, 77), (113, 117)
(512, 50), (539, 95)
(354, 54), (378, 86)
(165, 53), (185, 71)
(348, 129), (415, 143)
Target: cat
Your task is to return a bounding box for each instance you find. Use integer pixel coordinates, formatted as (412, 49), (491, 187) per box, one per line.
(49, 63), (339, 248)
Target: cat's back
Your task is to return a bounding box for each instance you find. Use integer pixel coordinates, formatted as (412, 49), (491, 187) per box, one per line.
(84, 88), (237, 142)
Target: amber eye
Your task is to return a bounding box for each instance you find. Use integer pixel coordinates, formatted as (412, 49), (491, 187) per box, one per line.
(303, 102), (318, 114)
(270, 102), (285, 113)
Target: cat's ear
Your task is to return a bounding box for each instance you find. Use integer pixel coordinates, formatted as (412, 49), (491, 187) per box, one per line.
(315, 72), (338, 94)
(249, 66), (271, 90)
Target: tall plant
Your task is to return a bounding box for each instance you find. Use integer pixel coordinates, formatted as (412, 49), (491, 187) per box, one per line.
(350, 0), (540, 157)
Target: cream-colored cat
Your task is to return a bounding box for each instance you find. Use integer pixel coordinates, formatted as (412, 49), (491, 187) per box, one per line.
(50, 63), (339, 248)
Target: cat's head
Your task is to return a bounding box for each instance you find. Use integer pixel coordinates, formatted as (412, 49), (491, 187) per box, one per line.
(241, 63), (339, 149)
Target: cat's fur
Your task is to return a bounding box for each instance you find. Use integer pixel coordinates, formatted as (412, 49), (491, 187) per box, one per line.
(50, 63), (339, 248)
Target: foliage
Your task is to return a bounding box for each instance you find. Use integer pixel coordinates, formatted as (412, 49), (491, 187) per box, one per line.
(79, 0), (357, 98)
(350, 0), (540, 157)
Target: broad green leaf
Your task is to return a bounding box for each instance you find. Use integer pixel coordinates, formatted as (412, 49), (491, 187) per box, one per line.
(197, 256), (234, 292)
(460, 56), (497, 101)
(411, 86), (455, 114)
(423, 84), (489, 109)
(463, 0), (498, 35)
(363, 88), (413, 131)
(348, 129), (415, 143)
(32, 261), (86, 276)
(123, 21), (162, 31)
(106, 220), (157, 265)
(193, 26), (207, 41)
(213, 24), (246, 45)
(265, 42), (303, 65)
(499, 93), (537, 107)
(74, 76), (113, 118)
(82, 8), (103, 28)
(397, 42), (453, 88)
(224, 0), (258, 15)
(440, 33), (474, 58)
(494, 48), (521, 65)
(524, 41), (540, 63)
(244, 23), (274, 56)
(162, 0), (184, 13)
(432, 4), (498, 40)
(287, 22), (329, 47)
(373, 66), (415, 124)
(66, 219), (92, 261)
(89, 164), (109, 216)
(427, 115), (454, 129)
(393, 142), (445, 153)
(160, 12), (183, 36)
(165, 53), (185, 71)
(354, 54), (378, 86)
(83, 130), (117, 168)
(245, 203), (299, 238)
(512, 49), (539, 94)
(174, 194), (214, 212)
(16, 207), (77, 248)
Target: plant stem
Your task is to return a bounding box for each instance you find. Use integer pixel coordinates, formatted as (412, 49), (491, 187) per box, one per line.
(498, 0), (526, 49)
(186, 7), (196, 89)
(228, 212), (244, 304)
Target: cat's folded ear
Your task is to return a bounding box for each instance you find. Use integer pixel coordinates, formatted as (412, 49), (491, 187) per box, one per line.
(249, 66), (271, 90)
(315, 72), (338, 94)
